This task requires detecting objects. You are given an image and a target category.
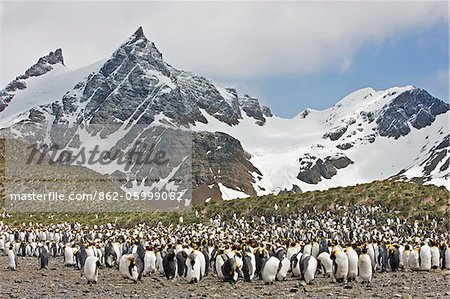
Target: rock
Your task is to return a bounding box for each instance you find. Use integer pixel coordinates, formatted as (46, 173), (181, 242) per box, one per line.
(323, 125), (348, 141)
(376, 88), (449, 138)
(344, 283), (353, 289)
(336, 142), (354, 150)
(297, 154), (353, 184)
(239, 95), (268, 126)
(289, 288), (299, 293)
(192, 131), (260, 202)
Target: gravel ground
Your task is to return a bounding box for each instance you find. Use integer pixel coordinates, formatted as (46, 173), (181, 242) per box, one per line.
(0, 256), (449, 299)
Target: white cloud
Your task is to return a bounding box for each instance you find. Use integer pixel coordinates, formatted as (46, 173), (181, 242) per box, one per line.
(0, 1), (448, 86)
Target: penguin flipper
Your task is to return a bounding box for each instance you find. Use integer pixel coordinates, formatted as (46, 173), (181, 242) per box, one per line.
(333, 260), (338, 275)
(128, 262), (134, 278)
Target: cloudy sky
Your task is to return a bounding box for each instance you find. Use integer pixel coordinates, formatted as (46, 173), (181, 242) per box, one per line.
(0, 1), (448, 117)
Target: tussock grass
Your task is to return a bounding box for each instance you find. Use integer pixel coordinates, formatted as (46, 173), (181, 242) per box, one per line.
(2, 180), (448, 227)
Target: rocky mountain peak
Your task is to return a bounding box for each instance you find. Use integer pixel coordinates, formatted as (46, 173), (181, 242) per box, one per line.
(0, 48), (65, 112)
(376, 87), (449, 138)
(24, 48), (65, 77)
(131, 26), (145, 40)
(100, 26), (167, 79)
(238, 95), (271, 125)
(21, 48), (65, 78)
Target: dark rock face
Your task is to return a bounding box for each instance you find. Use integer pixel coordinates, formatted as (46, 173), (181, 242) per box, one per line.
(440, 158), (449, 172)
(421, 134), (450, 177)
(360, 111), (375, 123)
(278, 184), (302, 195)
(0, 49), (64, 112)
(261, 106), (273, 118)
(238, 95), (271, 126)
(297, 155), (353, 184)
(435, 134), (449, 150)
(25, 49), (64, 77)
(323, 125), (348, 141)
(393, 134), (449, 183)
(376, 89), (449, 139)
(336, 143), (354, 150)
(423, 150), (447, 176)
(174, 72), (241, 126)
(192, 131), (261, 202)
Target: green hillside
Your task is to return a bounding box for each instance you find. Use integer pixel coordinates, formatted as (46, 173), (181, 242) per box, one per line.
(2, 180), (448, 227)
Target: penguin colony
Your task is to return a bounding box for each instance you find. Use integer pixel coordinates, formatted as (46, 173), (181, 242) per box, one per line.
(1, 204), (449, 288)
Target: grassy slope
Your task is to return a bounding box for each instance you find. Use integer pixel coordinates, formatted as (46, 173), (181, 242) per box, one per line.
(1, 180), (449, 227)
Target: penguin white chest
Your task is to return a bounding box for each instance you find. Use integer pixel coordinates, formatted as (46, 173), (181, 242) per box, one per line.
(420, 246), (432, 271)
(215, 255), (226, 279)
(303, 256), (318, 284)
(7, 250), (17, 270)
(345, 249), (358, 280)
(358, 254), (372, 283)
(445, 248), (450, 270)
(261, 256), (279, 284)
(430, 247), (440, 268)
(64, 247), (75, 265)
(84, 257), (99, 283)
(276, 257), (290, 281)
(409, 250), (420, 271)
(186, 255), (201, 283)
(317, 252), (333, 276)
(334, 251), (349, 280)
(143, 251), (156, 275)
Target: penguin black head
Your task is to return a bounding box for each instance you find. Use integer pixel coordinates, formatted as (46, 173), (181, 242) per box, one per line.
(361, 244), (368, 254)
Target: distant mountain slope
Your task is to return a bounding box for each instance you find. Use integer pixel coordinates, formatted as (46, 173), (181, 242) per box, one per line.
(0, 27), (448, 205)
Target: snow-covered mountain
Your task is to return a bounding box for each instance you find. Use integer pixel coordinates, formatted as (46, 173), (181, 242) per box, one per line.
(0, 27), (448, 205)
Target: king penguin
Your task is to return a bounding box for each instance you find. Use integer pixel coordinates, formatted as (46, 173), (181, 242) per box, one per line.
(84, 256), (100, 284)
(37, 245), (49, 270)
(358, 245), (372, 285)
(301, 254), (318, 284)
